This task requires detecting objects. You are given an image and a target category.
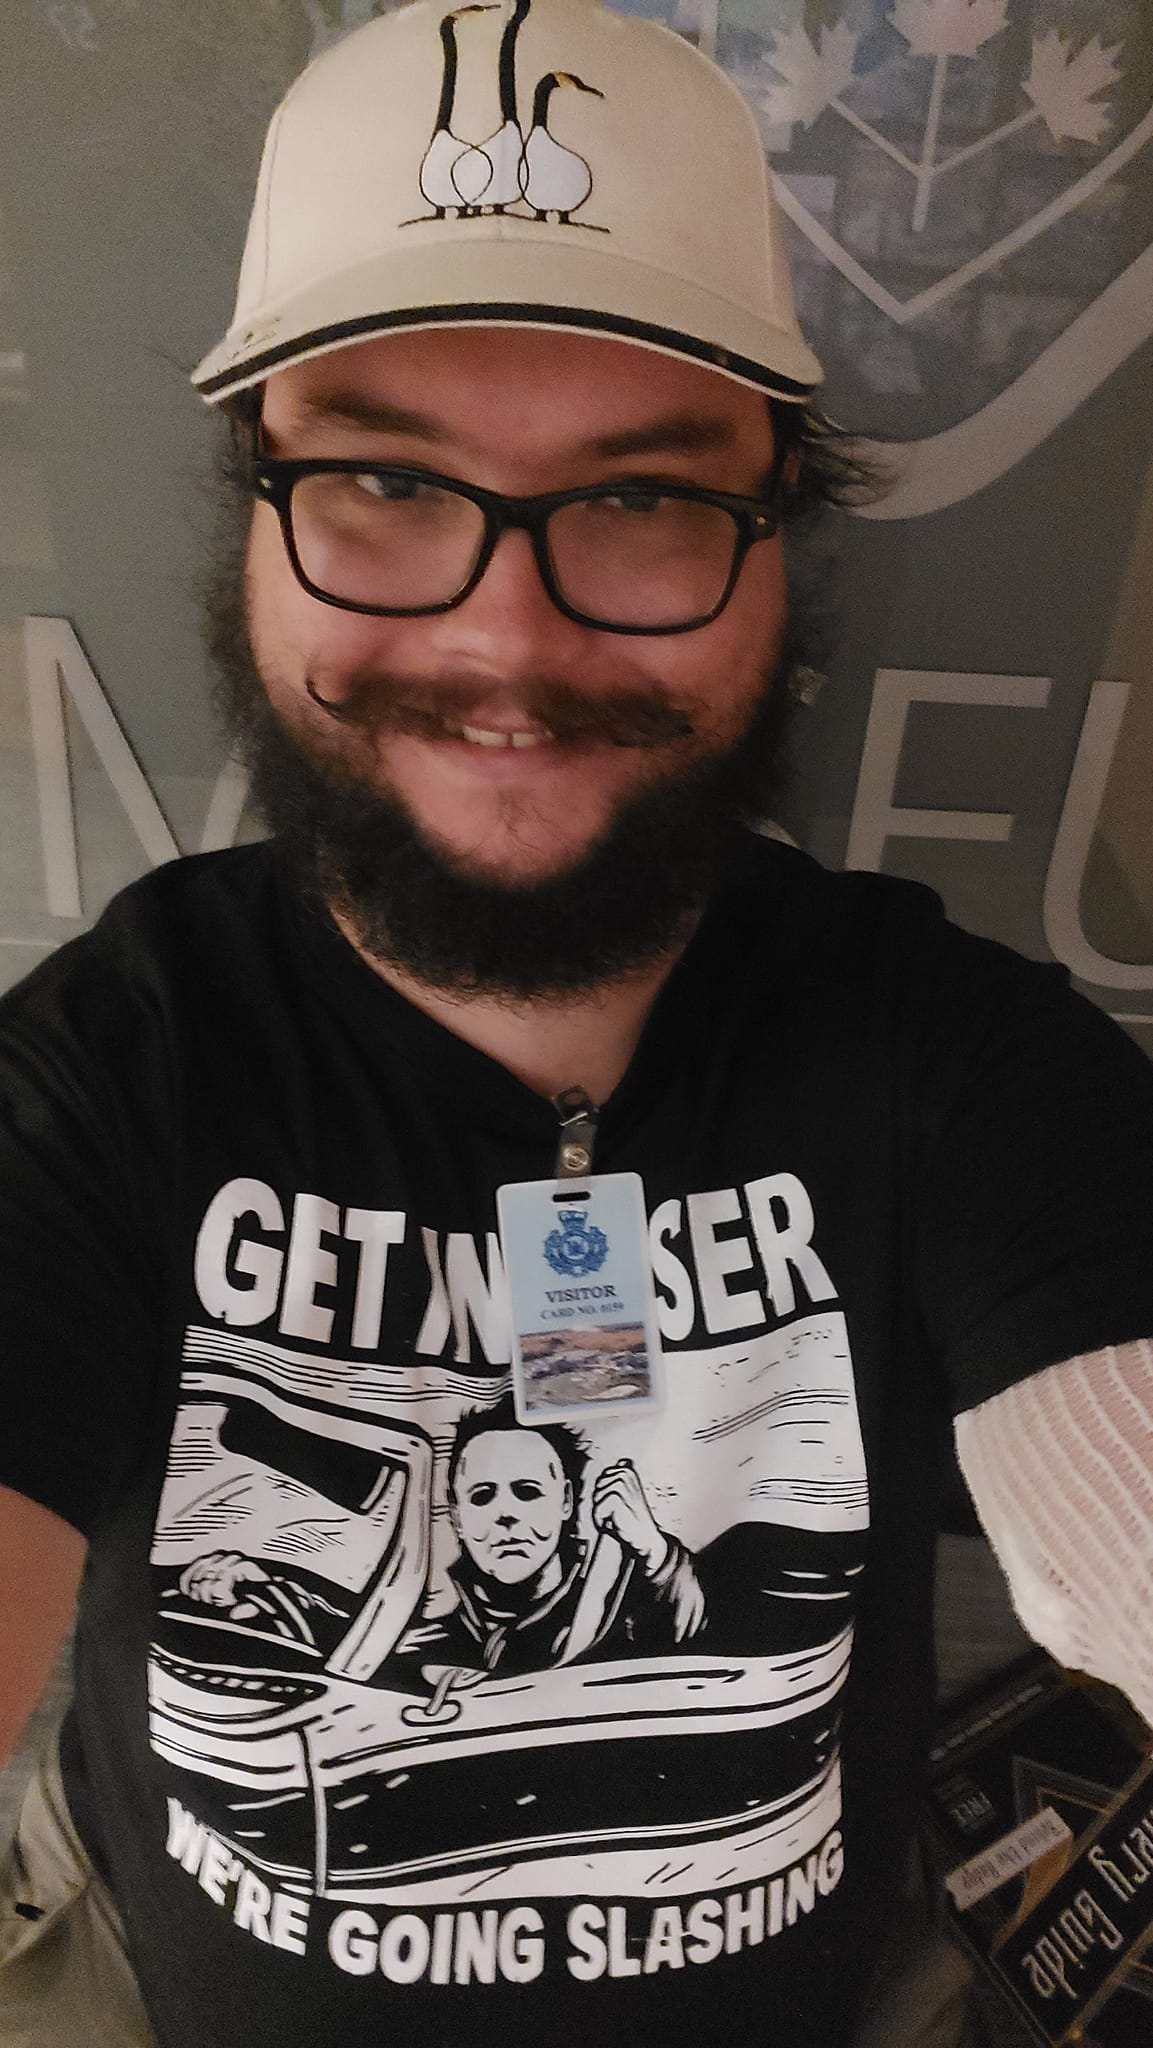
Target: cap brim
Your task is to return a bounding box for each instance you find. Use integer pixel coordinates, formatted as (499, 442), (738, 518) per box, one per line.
(192, 233), (823, 404)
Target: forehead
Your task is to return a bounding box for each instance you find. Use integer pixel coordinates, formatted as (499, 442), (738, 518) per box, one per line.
(261, 325), (774, 469)
(456, 1428), (563, 1487)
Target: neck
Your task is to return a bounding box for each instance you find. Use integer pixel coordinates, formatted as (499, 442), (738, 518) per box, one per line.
(333, 909), (692, 1101)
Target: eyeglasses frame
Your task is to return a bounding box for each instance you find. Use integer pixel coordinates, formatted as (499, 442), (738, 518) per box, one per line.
(250, 450), (786, 637)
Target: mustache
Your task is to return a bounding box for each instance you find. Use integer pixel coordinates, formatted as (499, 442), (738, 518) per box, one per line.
(304, 671), (699, 748)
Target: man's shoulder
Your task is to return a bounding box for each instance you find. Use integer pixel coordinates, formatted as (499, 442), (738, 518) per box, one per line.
(0, 844), (285, 1059)
(725, 830), (959, 966)
(736, 831), (941, 921)
(724, 831), (1121, 1051)
(737, 831), (1070, 974)
(87, 841), (280, 948)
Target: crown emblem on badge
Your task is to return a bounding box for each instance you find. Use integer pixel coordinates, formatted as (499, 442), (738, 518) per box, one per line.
(544, 1210), (609, 1279)
(407, 0), (607, 229)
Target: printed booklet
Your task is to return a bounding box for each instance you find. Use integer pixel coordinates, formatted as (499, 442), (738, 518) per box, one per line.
(927, 1651), (1153, 2046)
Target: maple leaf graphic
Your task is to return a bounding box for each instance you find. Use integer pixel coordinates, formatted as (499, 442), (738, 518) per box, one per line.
(763, 22), (859, 128)
(1023, 30), (1122, 145)
(889, 0), (1007, 59)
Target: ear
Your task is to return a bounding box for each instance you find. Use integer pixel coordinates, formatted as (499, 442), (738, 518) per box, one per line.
(562, 1479), (574, 1521)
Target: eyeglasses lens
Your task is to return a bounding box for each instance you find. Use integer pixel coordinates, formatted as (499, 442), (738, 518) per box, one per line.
(547, 493), (738, 629)
(291, 471), (486, 612)
(287, 472), (740, 628)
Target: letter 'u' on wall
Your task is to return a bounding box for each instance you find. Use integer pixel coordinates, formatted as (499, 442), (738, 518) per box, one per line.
(1056, 451), (1153, 994)
(1043, 681), (1153, 992)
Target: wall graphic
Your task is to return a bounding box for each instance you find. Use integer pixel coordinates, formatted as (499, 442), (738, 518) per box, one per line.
(764, 6), (1153, 512)
(0, 0), (1150, 1037)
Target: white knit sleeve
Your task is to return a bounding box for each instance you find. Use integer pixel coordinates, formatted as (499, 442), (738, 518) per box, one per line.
(954, 1339), (1153, 1730)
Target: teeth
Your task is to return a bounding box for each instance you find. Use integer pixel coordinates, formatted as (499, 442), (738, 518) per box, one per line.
(459, 724), (547, 749)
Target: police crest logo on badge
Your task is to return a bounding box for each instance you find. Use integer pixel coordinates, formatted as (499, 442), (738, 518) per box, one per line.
(544, 1209), (609, 1278)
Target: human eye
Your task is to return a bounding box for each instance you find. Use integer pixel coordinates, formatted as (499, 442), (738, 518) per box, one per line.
(469, 1482), (497, 1507)
(348, 469), (428, 502)
(595, 484), (667, 516)
(512, 1481), (544, 1501)
(304, 467), (456, 534)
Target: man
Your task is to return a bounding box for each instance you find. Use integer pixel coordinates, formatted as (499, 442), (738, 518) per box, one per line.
(420, 1400), (702, 1675)
(1, 2), (1151, 2045)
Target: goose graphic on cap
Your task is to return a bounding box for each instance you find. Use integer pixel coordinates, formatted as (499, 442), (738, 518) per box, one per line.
(412, 0), (603, 227)
(192, 0), (823, 405)
(520, 71), (604, 224)
(417, 5), (499, 219)
(459, 0), (532, 217)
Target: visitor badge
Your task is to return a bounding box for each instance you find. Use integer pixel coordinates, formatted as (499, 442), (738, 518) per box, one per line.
(497, 1172), (664, 1425)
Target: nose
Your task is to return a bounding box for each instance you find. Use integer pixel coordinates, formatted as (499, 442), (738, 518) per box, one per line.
(429, 524), (592, 675)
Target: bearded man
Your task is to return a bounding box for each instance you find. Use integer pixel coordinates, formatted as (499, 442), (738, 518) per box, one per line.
(2, 4), (1152, 2047)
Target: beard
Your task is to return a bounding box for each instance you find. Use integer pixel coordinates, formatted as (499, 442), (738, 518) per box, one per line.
(204, 518), (798, 1002)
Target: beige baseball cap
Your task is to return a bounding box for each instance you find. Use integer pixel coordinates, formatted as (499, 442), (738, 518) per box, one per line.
(192, 0), (822, 405)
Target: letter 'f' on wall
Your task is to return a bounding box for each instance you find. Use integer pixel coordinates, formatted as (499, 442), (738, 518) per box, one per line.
(845, 668), (1153, 994)
(845, 670), (1053, 872)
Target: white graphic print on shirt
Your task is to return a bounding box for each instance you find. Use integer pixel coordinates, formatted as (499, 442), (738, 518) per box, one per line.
(147, 1173), (866, 1985)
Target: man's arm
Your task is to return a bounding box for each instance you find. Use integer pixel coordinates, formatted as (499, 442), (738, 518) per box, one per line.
(0, 1483), (86, 1767)
(955, 1338), (1153, 1727)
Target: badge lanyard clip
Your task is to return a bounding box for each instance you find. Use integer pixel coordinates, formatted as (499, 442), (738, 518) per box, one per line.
(552, 1085), (599, 1189)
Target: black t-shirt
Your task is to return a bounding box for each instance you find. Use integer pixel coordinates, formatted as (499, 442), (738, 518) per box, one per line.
(2, 837), (1152, 2048)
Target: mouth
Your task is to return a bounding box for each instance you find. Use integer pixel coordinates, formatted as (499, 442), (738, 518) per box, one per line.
(458, 724), (551, 751)
(305, 676), (697, 752)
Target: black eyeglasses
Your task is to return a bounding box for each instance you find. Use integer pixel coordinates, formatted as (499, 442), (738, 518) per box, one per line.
(250, 457), (784, 636)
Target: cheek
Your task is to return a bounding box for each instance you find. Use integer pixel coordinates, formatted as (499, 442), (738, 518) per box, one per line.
(245, 506), (394, 694)
(245, 505), (298, 641)
(655, 540), (787, 733)
(244, 515), (308, 694)
(730, 553), (788, 709)
(534, 1493), (563, 1536)
(722, 538), (788, 670)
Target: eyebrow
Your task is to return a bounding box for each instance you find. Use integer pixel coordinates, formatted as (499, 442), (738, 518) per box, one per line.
(293, 392), (451, 440)
(291, 391), (740, 460)
(585, 415), (739, 459)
